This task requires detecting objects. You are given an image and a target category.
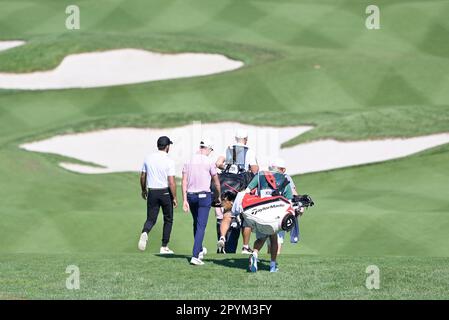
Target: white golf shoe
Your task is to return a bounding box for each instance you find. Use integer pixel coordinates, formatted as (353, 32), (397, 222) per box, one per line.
(241, 246), (253, 255)
(198, 247), (207, 260)
(138, 232), (148, 251)
(159, 246), (174, 254)
(217, 236), (225, 251)
(190, 257), (205, 265)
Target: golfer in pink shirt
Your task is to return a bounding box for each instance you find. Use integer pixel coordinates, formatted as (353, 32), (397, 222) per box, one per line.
(182, 139), (221, 265)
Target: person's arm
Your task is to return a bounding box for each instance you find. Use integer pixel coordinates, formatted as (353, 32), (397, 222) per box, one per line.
(212, 174), (221, 205)
(181, 172), (189, 213)
(283, 184), (293, 200)
(249, 164), (259, 174)
(168, 176), (177, 208)
(245, 173), (259, 193)
(215, 156), (225, 170)
(286, 174), (299, 196)
(140, 172), (147, 200)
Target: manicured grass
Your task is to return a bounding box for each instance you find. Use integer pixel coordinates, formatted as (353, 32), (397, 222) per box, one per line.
(1, 1), (449, 145)
(0, 0), (449, 299)
(1, 253), (448, 300)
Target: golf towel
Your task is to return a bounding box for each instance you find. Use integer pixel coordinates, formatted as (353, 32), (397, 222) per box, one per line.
(290, 216), (300, 243)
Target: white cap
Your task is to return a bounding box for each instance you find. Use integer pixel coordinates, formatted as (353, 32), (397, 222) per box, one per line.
(270, 157), (286, 169)
(199, 138), (214, 150)
(235, 128), (248, 139)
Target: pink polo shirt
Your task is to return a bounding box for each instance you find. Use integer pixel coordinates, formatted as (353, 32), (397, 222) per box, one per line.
(182, 152), (217, 193)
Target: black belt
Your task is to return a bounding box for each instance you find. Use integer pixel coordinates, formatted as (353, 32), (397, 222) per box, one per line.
(148, 187), (169, 191)
(187, 191), (210, 195)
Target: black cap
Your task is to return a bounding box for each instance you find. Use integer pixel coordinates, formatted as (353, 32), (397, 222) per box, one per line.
(157, 136), (173, 147)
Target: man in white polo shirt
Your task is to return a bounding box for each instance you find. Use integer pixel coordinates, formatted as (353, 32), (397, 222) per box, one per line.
(138, 136), (178, 254)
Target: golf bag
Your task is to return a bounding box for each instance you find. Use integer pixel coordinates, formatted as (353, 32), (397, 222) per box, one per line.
(211, 145), (254, 207)
(240, 194), (296, 236)
(239, 193), (315, 237)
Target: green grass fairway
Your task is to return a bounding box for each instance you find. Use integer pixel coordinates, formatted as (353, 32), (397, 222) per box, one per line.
(1, 254), (449, 300)
(1, 0), (449, 299)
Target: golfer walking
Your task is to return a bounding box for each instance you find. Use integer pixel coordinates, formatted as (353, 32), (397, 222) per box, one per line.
(182, 139), (221, 265)
(216, 128), (259, 254)
(138, 136), (178, 254)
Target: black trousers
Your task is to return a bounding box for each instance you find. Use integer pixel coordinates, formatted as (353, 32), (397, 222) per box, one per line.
(142, 188), (173, 247)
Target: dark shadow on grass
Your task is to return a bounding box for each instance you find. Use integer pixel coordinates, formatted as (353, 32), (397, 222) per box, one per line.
(207, 257), (270, 272)
(154, 254), (270, 271)
(153, 254), (191, 264)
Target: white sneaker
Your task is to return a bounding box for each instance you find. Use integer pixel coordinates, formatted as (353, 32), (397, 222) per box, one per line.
(159, 246), (174, 254)
(198, 247), (207, 260)
(190, 257), (205, 265)
(138, 232), (148, 251)
(217, 236), (225, 250)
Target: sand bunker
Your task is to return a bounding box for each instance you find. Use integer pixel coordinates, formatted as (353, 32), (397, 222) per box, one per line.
(0, 40), (25, 52)
(0, 49), (243, 90)
(20, 123), (449, 176)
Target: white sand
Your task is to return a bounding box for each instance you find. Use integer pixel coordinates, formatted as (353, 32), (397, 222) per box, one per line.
(0, 40), (25, 52)
(283, 133), (449, 174)
(20, 123), (449, 176)
(0, 49), (243, 90)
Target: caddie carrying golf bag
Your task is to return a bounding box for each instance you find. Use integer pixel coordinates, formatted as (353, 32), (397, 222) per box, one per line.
(211, 144), (254, 206)
(238, 171), (315, 237)
(239, 193), (315, 236)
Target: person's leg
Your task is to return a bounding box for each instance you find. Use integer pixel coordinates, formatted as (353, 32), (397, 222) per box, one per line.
(277, 231), (285, 255)
(269, 234), (279, 272)
(142, 190), (161, 233)
(241, 226), (252, 252)
(249, 234), (267, 272)
(192, 193), (211, 259)
(219, 213), (232, 238)
(269, 234), (278, 262)
(160, 189), (174, 248)
(215, 207), (223, 249)
(188, 194), (199, 238)
(218, 212), (232, 250)
(216, 218), (223, 253)
(225, 223), (240, 253)
(253, 237), (267, 253)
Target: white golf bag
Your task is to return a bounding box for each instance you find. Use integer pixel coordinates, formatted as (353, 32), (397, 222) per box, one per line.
(240, 194), (296, 237)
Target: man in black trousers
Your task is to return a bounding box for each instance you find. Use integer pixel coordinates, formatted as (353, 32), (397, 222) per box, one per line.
(138, 136), (178, 254)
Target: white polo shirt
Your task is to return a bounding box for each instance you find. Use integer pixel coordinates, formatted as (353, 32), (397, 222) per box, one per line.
(141, 151), (175, 189)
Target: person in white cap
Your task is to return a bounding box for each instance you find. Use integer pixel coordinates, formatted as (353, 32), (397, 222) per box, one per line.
(215, 128), (258, 174)
(244, 156), (295, 272)
(215, 128), (259, 254)
(265, 157), (300, 255)
(182, 138), (221, 265)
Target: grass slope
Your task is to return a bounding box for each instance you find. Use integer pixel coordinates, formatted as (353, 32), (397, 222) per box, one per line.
(0, 0), (449, 299)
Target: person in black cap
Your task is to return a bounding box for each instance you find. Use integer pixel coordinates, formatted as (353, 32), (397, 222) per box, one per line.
(138, 136), (178, 254)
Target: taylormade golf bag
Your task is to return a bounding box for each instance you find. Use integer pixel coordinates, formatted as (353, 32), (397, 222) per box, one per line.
(240, 193), (315, 236)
